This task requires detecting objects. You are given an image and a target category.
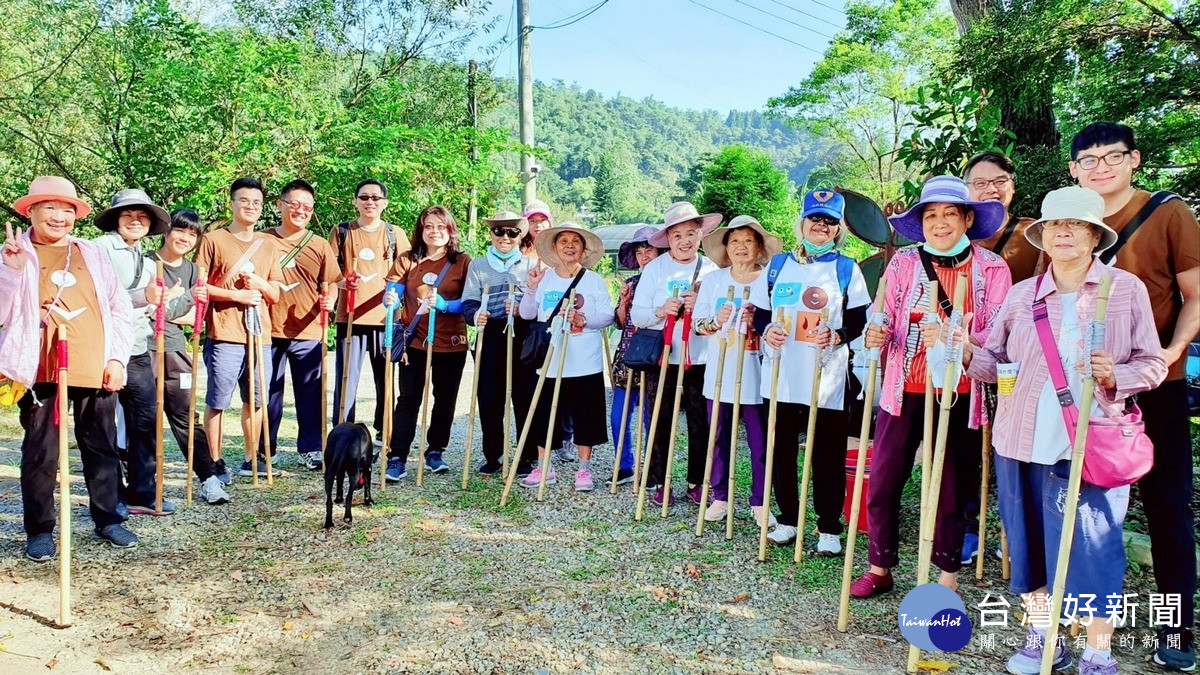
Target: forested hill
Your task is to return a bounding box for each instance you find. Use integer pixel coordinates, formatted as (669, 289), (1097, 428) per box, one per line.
(486, 80), (826, 223)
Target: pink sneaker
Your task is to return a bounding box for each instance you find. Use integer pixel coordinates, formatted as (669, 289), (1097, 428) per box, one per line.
(574, 468), (594, 491)
(520, 467), (557, 488)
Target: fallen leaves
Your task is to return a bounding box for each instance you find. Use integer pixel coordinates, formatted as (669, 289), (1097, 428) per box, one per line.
(725, 592), (751, 604)
(93, 658), (113, 671)
(448, 617), (464, 627)
(282, 621), (294, 631)
(685, 563), (700, 579)
(916, 660), (955, 672)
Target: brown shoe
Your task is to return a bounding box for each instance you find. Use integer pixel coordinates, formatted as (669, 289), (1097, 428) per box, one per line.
(849, 571), (894, 598)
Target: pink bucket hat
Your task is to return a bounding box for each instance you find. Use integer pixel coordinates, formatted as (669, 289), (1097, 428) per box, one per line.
(13, 176), (92, 218)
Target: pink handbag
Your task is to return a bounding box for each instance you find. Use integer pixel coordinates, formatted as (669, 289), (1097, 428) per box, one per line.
(1031, 276), (1154, 488)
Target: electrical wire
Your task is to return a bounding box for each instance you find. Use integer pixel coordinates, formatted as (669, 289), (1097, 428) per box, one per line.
(684, 0), (826, 56)
(729, 0), (837, 39)
(761, 0), (844, 29)
(532, 0), (611, 30)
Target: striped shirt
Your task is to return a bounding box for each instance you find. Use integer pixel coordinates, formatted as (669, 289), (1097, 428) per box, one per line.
(965, 262), (1167, 463)
(461, 253), (536, 324)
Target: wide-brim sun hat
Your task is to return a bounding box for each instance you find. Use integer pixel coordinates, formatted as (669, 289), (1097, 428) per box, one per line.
(647, 201), (723, 248)
(702, 215), (783, 268)
(887, 175), (1006, 243)
(483, 210), (529, 238)
(618, 225), (663, 270)
(13, 176), (92, 219)
(535, 222), (605, 269)
(95, 188), (170, 235)
(1024, 186), (1118, 253)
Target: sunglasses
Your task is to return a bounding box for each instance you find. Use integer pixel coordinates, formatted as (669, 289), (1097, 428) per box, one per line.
(356, 194), (384, 202)
(807, 215), (840, 227)
(491, 226), (522, 239)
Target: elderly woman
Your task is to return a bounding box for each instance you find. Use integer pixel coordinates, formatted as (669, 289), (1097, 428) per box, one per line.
(518, 223), (614, 491)
(610, 226), (663, 485)
(852, 175), (1012, 597)
(963, 187), (1166, 675)
(1, 177), (138, 558)
(694, 216), (781, 528)
(631, 202), (719, 506)
(462, 211), (538, 477)
(750, 191), (871, 551)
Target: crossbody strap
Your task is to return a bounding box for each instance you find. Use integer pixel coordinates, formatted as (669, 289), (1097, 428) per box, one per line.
(917, 249), (954, 317)
(401, 258), (455, 349)
(279, 230), (314, 269)
(1099, 191), (1180, 265)
(1030, 274), (1080, 443)
(991, 214), (1021, 255)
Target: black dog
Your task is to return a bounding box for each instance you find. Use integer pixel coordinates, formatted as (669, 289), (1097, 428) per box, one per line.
(324, 422), (376, 528)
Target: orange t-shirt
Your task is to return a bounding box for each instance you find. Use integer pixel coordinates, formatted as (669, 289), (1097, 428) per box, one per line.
(194, 228), (284, 344)
(1106, 190), (1200, 381)
(978, 216), (1043, 283)
(904, 258), (974, 394)
(330, 222), (411, 326)
(35, 243), (105, 388)
(265, 228), (342, 340)
(387, 253), (471, 352)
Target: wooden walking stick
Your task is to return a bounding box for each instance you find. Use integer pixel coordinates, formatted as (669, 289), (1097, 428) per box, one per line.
(695, 286), (734, 535)
(381, 289), (398, 492)
(1000, 524), (1011, 580)
(153, 261), (167, 512)
(976, 422), (992, 580)
(318, 281), (329, 456)
(634, 290), (678, 522)
(461, 293), (488, 489)
(255, 328), (272, 485)
(537, 290), (575, 502)
(725, 287), (751, 540)
(499, 338), (558, 507)
(56, 325), (71, 627)
(921, 280), (939, 509)
(503, 282), (516, 475)
(838, 277), (886, 632)
(907, 273), (968, 674)
(186, 267), (207, 506)
(415, 287), (438, 487)
(246, 309), (259, 486)
(758, 307), (787, 561)
(610, 373), (635, 494)
(660, 289), (696, 520)
(794, 307), (831, 563)
(633, 373), (645, 494)
(337, 259), (359, 424)
(1040, 274), (1112, 675)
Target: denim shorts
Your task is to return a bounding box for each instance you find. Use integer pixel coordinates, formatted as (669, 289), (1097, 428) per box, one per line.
(203, 338), (272, 410)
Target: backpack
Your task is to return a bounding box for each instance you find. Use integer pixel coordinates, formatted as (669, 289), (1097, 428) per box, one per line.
(335, 221), (397, 270)
(766, 252), (854, 309)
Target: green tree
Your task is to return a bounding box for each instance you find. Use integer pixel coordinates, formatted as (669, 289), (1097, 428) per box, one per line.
(695, 145), (797, 248)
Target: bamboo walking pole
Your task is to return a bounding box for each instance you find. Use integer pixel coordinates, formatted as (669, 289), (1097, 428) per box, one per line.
(725, 288), (751, 540)
(153, 262), (166, 512)
(695, 286), (734, 535)
(633, 373), (645, 493)
(318, 281), (329, 458)
(337, 260), (359, 424)
(907, 274), (968, 674)
(660, 289), (695, 520)
(794, 307), (831, 563)
(56, 326), (71, 627)
(1039, 275), (1112, 675)
(503, 282), (516, 476)
(382, 290), (397, 492)
(499, 339), (557, 507)
(921, 281), (939, 509)
(461, 293), (488, 489)
(838, 277), (886, 632)
(758, 307), (787, 561)
(185, 267), (207, 506)
(976, 422), (992, 580)
(246, 312), (259, 486)
(415, 287), (438, 487)
(537, 291), (575, 502)
(1001, 525), (1011, 580)
(610, 373), (635, 494)
(255, 329), (272, 485)
(634, 290), (678, 522)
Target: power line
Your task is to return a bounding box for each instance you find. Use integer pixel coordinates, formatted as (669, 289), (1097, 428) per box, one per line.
(761, 0), (844, 28)
(684, 0), (826, 56)
(774, 0), (847, 16)
(729, 0), (837, 39)
(532, 0), (611, 30)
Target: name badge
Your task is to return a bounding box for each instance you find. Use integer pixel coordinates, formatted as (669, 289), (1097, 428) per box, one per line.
(422, 272), (438, 285)
(179, 373), (192, 391)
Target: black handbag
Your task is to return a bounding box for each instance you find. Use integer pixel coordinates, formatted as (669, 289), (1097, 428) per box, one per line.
(520, 270), (585, 368)
(623, 259), (703, 371)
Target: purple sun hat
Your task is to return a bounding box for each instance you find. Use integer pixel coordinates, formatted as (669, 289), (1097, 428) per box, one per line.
(618, 226), (663, 270)
(888, 175), (1007, 243)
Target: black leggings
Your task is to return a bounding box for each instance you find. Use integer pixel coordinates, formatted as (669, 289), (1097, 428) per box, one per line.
(389, 348), (467, 462)
(474, 319), (537, 465)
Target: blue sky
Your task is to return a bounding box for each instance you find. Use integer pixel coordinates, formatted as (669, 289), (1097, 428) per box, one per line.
(466, 0), (844, 113)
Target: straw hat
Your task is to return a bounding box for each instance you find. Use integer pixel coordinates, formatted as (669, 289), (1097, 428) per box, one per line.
(702, 215), (783, 267)
(95, 188), (170, 235)
(887, 175), (1006, 243)
(1024, 186), (1118, 253)
(617, 226), (664, 270)
(534, 222), (605, 269)
(13, 176), (92, 218)
(646, 201), (723, 248)
(482, 210), (529, 238)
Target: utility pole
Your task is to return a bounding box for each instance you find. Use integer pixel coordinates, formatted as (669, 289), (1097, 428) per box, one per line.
(467, 59), (479, 242)
(517, 0), (537, 203)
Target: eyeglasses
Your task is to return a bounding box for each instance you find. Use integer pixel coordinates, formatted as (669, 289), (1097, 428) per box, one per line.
(279, 198), (313, 214)
(969, 176), (1012, 191)
(1042, 220), (1094, 232)
(234, 198), (262, 208)
(491, 226), (522, 239)
(423, 223), (449, 232)
(807, 215), (840, 227)
(1073, 150), (1132, 170)
(356, 194), (385, 202)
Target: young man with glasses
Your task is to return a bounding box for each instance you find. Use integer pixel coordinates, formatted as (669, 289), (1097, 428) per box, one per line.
(263, 180), (341, 471)
(1070, 122), (1199, 672)
(330, 179), (411, 444)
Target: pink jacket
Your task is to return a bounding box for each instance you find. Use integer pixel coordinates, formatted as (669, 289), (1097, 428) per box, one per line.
(0, 234), (134, 388)
(965, 263), (1166, 462)
(877, 245), (1013, 428)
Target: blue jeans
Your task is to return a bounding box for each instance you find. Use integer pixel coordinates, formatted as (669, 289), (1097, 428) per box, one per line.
(609, 382), (650, 471)
(268, 338), (325, 455)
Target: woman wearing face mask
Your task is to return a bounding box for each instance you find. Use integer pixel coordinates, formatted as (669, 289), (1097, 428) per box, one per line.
(461, 211), (539, 477)
(850, 176), (1012, 598)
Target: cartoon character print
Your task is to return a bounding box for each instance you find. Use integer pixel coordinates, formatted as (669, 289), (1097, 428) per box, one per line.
(356, 247), (379, 283)
(793, 284), (831, 345)
(665, 279), (691, 300)
(714, 296), (760, 351)
(772, 282), (802, 306)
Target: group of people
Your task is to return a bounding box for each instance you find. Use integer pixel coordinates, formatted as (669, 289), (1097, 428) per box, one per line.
(0, 121), (1194, 673)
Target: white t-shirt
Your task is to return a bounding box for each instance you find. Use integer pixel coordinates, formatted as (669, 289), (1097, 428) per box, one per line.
(530, 269), (614, 379)
(1030, 293), (1102, 465)
(748, 253), (871, 409)
(694, 267), (763, 405)
(630, 254), (718, 366)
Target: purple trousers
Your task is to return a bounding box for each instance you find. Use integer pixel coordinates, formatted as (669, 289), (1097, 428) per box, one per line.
(706, 400), (767, 505)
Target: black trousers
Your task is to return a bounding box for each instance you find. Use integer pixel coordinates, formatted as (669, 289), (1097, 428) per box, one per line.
(19, 384), (124, 535)
(332, 324), (387, 436)
(474, 319), (537, 466)
(389, 347), (467, 462)
(119, 353), (157, 505)
(531, 372), (609, 450)
(645, 363), (708, 486)
(772, 401), (850, 533)
(1135, 379), (1196, 634)
(155, 349), (218, 481)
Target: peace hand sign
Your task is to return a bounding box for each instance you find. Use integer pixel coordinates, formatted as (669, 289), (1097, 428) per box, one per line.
(2, 222), (27, 272)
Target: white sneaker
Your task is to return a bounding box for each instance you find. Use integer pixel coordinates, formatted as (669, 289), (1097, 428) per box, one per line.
(816, 532), (843, 556)
(552, 443), (577, 462)
(767, 524), (797, 545)
(752, 505), (778, 529)
(200, 476), (231, 505)
(704, 500), (728, 522)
